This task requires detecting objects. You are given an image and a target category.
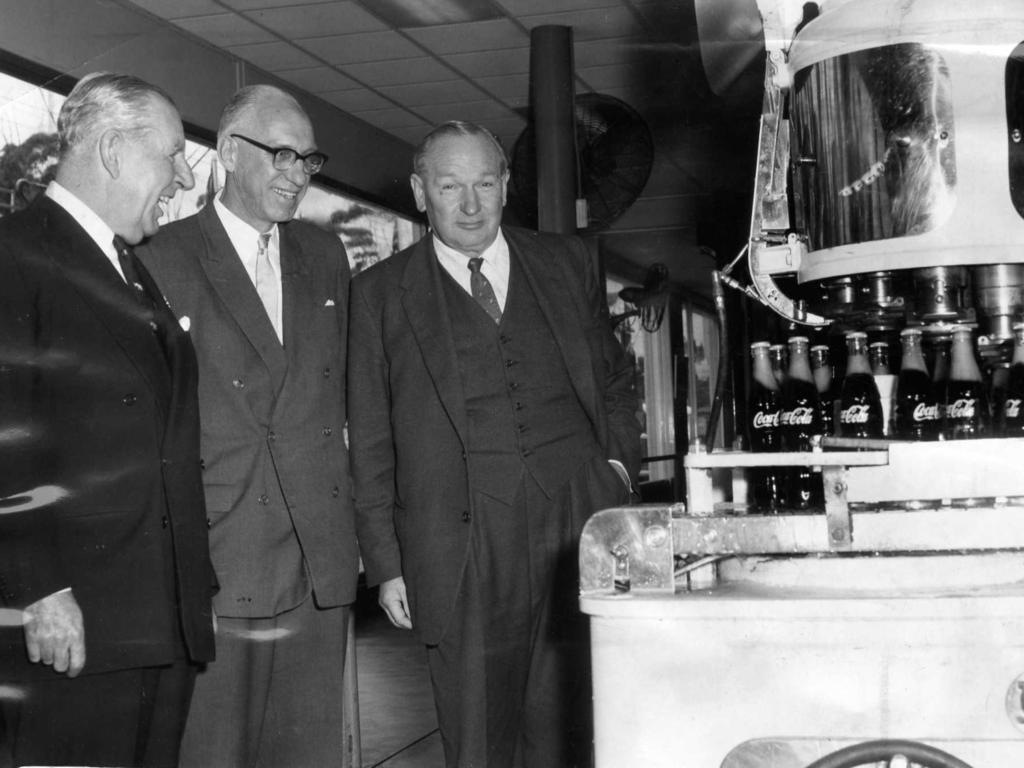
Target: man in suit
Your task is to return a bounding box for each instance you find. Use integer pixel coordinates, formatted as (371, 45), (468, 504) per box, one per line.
(348, 120), (642, 768)
(0, 72), (216, 768)
(138, 84), (357, 768)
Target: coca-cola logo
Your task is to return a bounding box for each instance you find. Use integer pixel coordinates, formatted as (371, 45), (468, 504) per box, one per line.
(947, 398), (976, 419)
(912, 402), (940, 422)
(752, 410), (780, 429)
(840, 404), (872, 424)
(1005, 399), (1022, 419)
(780, 407), (814, 426)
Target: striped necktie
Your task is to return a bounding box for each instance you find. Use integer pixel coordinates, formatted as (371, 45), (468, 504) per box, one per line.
(467, 257), (502, 324)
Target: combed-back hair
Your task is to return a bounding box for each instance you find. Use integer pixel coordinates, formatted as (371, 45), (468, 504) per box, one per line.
(217, 84), (304, 142)
(412, 120), (507, 176)
(58, 72), (176, 158)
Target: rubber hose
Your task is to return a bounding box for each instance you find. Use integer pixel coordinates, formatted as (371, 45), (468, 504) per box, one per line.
(803, 739), (974, 768)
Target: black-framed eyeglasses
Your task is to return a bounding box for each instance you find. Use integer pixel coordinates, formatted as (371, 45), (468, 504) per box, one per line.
(231, 133), (328, 175)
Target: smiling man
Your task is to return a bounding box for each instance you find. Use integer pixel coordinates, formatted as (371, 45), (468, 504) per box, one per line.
(349, 121), (642, 768)
(138, 84), (358, 767)
(0, 72), (215, 768)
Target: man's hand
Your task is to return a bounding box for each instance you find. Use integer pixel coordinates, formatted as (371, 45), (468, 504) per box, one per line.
(23, 589), (86, 677)
(378, 576), (413, 630)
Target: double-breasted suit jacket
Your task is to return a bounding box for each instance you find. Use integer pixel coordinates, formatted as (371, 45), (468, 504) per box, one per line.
(0, 195), (216, 677)
(348, 225), (642, 644)
(138, 203), (358, 618)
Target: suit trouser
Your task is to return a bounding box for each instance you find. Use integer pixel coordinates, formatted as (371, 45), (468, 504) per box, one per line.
(426, 456), (628, 768)
(178, 597), (349, 768)
(11, 657), (196, 768)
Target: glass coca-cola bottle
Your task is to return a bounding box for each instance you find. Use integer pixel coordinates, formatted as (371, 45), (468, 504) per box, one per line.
(1000, 323), (1024, 436)
(810, 344), (834, 436)
(780, 336), (822, 510)
(928, 335), (951, 440)
(769, 343), (787, 386)
(747, 342), (783, 510)
(945, 326), (989, 439)
(894, 327), (934, 440)
(839, 331), (883, 438)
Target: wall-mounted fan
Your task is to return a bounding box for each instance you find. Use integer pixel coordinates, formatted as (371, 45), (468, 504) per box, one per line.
(508, 93), (654, 232)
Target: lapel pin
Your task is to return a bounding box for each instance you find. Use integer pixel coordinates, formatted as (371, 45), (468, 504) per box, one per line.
(179, 315), (191, 332)
(324, 299), (336, 307)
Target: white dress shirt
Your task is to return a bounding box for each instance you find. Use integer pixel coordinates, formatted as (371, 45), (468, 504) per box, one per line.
(433, 230), (510, 311)
(214, 195), (283, 340)
(45, 181), (124, 282)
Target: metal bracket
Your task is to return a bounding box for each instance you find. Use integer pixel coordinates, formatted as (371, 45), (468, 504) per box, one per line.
(822, 465), (852, 550)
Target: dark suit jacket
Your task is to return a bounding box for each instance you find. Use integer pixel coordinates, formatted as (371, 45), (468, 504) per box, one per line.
(0, 196), (216, 677)
(348, 226), (641, 644)
(138, 203), (359, 618)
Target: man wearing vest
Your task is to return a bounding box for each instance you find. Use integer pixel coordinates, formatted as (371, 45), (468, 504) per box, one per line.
(348, 120), (642, 768)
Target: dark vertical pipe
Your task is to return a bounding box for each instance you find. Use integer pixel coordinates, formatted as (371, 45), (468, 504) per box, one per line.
(529, 25), (577, 234)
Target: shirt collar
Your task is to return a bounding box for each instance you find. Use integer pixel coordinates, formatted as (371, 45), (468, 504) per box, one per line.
(45, 181), (118, 261)
(214, 193), (278, 256)
(432, 228), (507, 268)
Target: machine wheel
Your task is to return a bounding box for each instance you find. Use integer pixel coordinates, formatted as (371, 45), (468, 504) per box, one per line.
(803, 739), (974, 768)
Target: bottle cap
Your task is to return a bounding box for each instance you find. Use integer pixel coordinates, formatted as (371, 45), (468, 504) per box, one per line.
(787, 336), (809, 344)
(844, 331), (867, 340)
(900, 327), (923, 337)
(951, 325), (973, 336)
(750, 341), (770, 350)
(810, 344), (829, 351)
(869, 341), (888, 348)
(1013, 321), (1024, 331)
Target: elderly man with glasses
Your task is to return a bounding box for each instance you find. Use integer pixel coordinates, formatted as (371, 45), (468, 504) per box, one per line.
(138, 84), (358, 768)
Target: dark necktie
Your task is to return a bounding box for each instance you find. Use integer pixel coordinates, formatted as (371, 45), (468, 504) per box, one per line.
(114, 236), (170, 363)
(467, 257), (502, 324)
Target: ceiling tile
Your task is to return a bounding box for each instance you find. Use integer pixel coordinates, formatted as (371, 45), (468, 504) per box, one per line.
(404, 19), (527, 55)
(277, 66), (358, 93)
(126, 0), (226, 20)
(473, 74), (528, 104)
(521, 6), (640, 41)
(243, 2), (387, 38)
(377, 79), (485, 107)
(353, 107), (431, 129)
(499, 0), (620, 13)
(298, 30), (424, 65)
(222, 0), (342, 9)
(389, 125), (432, 145)
(175, 13), (276, 47)
(414, 99), (519, 125)
(321, 88), (398, 112)
(443, 47), (529, 78)
(227, 40), (321, 71)
(340, 57), (454, 87)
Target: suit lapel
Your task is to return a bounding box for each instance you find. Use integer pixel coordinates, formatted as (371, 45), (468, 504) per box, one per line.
(279, 223), (309, 361)
(399, 239), (469, 443)
(194, 204), (288, 392)
(35, 198), (173, 410)
(506, 228), (601, 421)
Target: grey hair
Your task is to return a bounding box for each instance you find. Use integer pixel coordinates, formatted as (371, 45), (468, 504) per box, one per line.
(217, 84), (305, 142)
(58, 72), (176, 158)
(412, 121), (507, 177)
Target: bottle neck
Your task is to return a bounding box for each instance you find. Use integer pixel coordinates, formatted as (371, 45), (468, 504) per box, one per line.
(950, 333), (982, 382)
(752, 351), (778, 390)
(845, 341), (872, 375)
(1013, 333), (1024, 365)
(900, 337), (927, 373)
(786, 344), (813, 383)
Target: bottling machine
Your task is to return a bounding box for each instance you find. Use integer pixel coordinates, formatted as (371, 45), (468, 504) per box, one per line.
(580, 1), (1024, 766)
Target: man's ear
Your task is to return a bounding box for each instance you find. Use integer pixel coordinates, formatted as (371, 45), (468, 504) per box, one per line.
(500, 170), (509, 208)
(410, 173), (427, 213)
(218, 134), (237, 173)
(98, 129), (123, 180)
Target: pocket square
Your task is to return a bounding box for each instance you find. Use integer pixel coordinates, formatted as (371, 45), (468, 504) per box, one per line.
(179, 315), (191, 332)
(324, 299), (336, 307)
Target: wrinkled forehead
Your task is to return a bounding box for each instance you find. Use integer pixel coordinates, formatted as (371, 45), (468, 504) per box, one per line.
(245, 98), (315, 148)
(422, 133), (505, 177)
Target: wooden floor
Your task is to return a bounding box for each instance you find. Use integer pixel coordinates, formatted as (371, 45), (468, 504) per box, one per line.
(354, 586), (445, 768)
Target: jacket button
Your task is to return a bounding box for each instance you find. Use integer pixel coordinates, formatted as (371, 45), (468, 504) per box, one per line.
(331, 486), (340, 497)
(161, 516), (169, 529)
(323, 367), (331, 378)
(461, 511), (471, 522)
(206, 517), (212, 529)
(258, 494), (269, 505)
(322, 426), (333, 436)
(199, 458), (206, 470)
(232, 379), (245, 389)
(122, 393), (137, 406)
